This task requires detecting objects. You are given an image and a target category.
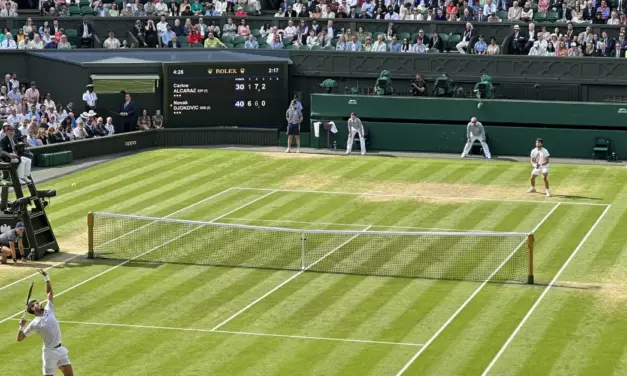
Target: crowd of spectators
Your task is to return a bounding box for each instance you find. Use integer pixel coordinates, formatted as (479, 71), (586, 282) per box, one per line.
(0, 73), (160, 149)
(0, 0), (626, 56)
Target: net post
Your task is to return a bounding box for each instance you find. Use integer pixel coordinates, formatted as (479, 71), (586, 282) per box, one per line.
(87, 212), (94, 259)
(527, 233), (535, 284)
(301, 232), (306, 270)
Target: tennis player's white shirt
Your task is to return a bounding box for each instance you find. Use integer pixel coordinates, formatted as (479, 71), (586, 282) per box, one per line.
(531, 147), (550, 175)
(23, 300), (71, 374)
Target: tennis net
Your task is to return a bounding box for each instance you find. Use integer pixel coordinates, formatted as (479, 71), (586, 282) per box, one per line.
(87, 212), (535, 284)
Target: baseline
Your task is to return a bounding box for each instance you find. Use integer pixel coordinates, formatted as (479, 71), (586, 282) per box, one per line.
(0, 190), (278, 326)
(233, 187), (608, 207)
(481, 203), (612, 375)
(9, 319), (422, 347)
(394, 202), (562, 376)
(0, 187), (237, 293)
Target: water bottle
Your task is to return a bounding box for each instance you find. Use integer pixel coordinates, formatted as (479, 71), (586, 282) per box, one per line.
(333, 141), (337, 150)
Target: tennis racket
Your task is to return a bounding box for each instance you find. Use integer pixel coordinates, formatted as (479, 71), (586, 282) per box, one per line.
(22, 281), (34, 320)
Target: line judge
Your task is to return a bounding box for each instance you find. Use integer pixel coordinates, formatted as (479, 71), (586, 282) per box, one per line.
(346, 112), (366, 155)
(461, 117), (491, 159)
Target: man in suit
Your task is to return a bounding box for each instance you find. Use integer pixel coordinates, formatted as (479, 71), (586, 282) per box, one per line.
(583, 0), (596, 20)
(167, 35), (182, 48)
(120, 93), (137, 133)
(456, 23), (475, 54)
(78, 17), (94, 48)
(429, 33), (444, 52)
(611, 42), (624, 57)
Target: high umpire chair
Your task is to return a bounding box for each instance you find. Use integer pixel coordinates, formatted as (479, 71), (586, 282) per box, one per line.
(0, 161), (59, 260)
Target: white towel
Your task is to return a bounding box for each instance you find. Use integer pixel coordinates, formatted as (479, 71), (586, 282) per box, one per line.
(329, 121), (338, 134)
(314, 121), (321, 138)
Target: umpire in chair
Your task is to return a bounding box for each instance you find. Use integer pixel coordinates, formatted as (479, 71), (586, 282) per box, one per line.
(0, 124), (33, 184)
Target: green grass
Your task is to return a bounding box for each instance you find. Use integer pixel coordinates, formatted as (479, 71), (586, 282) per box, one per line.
(0, 149), (626, 376)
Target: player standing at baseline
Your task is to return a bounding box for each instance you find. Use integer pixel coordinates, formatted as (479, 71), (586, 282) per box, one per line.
(17, 269), (74, 376)
(461, 117), (491, 159)
(528, 138), (551, 197)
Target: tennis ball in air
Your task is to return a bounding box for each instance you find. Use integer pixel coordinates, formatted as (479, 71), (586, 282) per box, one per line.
(71, 183), (77, 188)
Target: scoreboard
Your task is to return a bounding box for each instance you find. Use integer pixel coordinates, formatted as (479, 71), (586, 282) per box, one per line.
(163, 62), (290, 128)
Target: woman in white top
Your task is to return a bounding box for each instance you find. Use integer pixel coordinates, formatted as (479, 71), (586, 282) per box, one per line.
(520, 2), (533, 22)
(607, 11), (621, 25)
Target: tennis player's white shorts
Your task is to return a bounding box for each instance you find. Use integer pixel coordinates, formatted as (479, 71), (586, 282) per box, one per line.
(532, 164), (549, 176)
(42, 346), (70, 375)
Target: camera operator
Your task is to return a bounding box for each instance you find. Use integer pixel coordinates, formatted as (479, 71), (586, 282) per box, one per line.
(0, 124), (32, 184)
(409, 73), (427, 96)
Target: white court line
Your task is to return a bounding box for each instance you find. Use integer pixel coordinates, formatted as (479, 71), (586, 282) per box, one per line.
(0, 190), (278, 326)
(233, 187), (609, 206)
(395, 202), (563, 376)
(219, 217), (494, 233)
(481, 204), (612, 376)
(0, 187), (236, 294)
(211, 225), (373, 331)
(9, 319), (422, 347)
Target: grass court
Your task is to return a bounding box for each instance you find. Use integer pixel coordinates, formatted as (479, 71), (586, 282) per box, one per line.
(0, 149), (625, 376)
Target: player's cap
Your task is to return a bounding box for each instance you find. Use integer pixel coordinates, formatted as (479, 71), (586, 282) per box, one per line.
(15, 222), (25, 229)
(536, 138), (544, 144)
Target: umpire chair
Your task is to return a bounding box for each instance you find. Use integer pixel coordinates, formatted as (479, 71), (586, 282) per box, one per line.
(0, 162), (59, 260)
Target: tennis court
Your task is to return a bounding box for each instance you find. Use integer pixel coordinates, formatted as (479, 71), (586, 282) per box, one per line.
(0, 150), (620, 376)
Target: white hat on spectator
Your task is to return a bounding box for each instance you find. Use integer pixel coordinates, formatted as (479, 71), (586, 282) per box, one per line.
(80, 112), (89, 119)
(570, 42), (576, 47)
(514, 25), (520, 30)
(87, 110), (97, 117)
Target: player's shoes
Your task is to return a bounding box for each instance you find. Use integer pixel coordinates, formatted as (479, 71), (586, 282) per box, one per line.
(546, 191), (552, 197)
(285, 148), (291, 153)
(361, 151), (366, 156)
(296, 148), (300, 153)
(527, 187), (536, 193)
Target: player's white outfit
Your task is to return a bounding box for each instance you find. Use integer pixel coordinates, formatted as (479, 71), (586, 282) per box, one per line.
(530, 147), (550, 176)
(346, 117), (366, 155)
(23, 299), (71, 375)
(461, 121), (491, 158)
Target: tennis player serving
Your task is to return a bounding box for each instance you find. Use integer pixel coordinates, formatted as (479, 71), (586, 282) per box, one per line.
(17, 269), (74, 376)
(528, 138), (551, 197)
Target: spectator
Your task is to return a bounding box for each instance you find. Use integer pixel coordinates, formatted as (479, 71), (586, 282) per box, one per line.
(119, 3), (132, 16)
(73, 119), (88, 139)
(271, 34), (284, 49)
(172, 19), (185, 36)
(152, 110), (163, 128)
(508, 1), (522, 19)
(214, 0), (227, 14)
(538, 0), (549, 12)
(23, 18), (33, 35)
(24, 82), (39, 106)
(0, 33), (16, 49)
(133, 20), (147, 47)
(529, 41), (544, 55)
(388, 36), (401, 52)
(456, 22), (474, 54)
(363, 35), (374, 51)
(475, 35), (488, 54)
(410, 73), (426, 96)
(347, 35), (362, 51)
(556, 40), (568, 56)
(208, 22), (221, 38)
(408, 7), (423, 20)
(487, 11), (501, 21)
(238, 19), (250, 37)
(223, 18), (237, 39)
(109, 3), (120, 16)
(204, 32), (226, 48)
(372, 34), (387, 51)
(244, 34), (259, 48)
(168, 34), (181, 48)
(134, 3), (146, 16)
(335, 34), (347, 50)
(154, 0), (168, 16)
(103, 31), (121, 49)
(596, 0), (610, 20)
(157, 16), (169, 37)
(487, 37), (501, 54)
(187, 27), (202, 45)
(137, 109), (151, 130)
(521, 1), (533, 21)
(235, 6), (247, 16)
(78, 18), (94, 48)
(105, 117), (115, 135)
(145, 19), (158, 47)
(161, 25), (176, 46)
(56, 34), (71, 49)
(27, 34), (43, 49)
(608, 10), (621, 24)
(44, 36), (57, 49)
(190, 0), (202, 15)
